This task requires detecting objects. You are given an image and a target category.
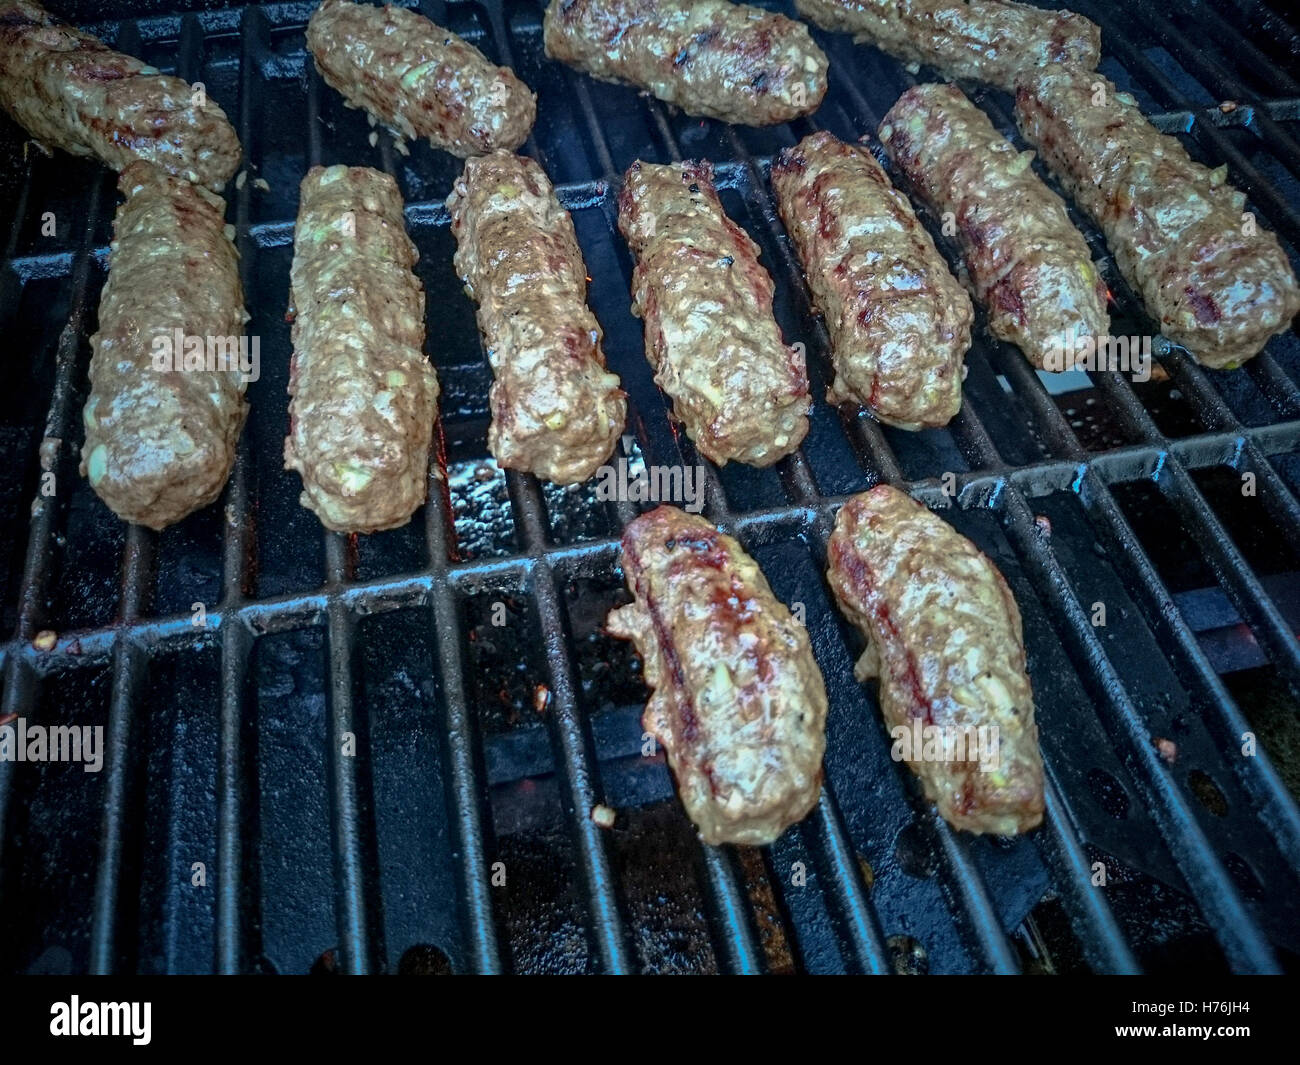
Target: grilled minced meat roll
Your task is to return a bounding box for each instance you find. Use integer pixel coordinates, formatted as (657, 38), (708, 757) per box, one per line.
(447, 151), (625, 484)
(771, 131), (971, 429)
(306, 0), (536, 158)
(608, 506), (828, 846)
(0, 0), (240, 190)
(81, 162), (248, 529)
(618, 160), (810, 467)
(286, 165), (439, 533)
(1016, 69), (1300, 369)
(827, 486), (1044, 835)
(880, 83), (1109, 371)
(795, 0), (1099, 94)
(543, 0), (828, 126)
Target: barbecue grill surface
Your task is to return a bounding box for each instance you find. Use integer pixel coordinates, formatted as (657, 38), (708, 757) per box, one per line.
(1, 0), (1299, 975)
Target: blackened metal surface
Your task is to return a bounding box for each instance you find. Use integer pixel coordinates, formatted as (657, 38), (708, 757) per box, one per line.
(0, 0), (1298, 974)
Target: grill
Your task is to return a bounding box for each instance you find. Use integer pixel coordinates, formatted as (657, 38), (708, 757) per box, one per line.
(1, 0), (1299, 976)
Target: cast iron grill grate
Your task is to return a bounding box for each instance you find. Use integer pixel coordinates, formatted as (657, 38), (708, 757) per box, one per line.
(1, 0), (1299, 974)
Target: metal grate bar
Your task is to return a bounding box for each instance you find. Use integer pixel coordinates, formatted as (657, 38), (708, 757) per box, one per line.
(86, 12), (193, 978)
(214, 1), (265, 976)
(323, 536), (374, 973)
(805, 788), (892, 973)
(1036, 779), (1141, 973)
(506, 471), (635, 972)
(298, 57), (375, 974)
(88, 524), (152, 973)
(335, 31), (509, 973)
(10, 452), (1299, 645)
(9, 410), (1298, 672)
(697, 846), (766, 973)
(421, 469), (503, 972)
(0, 177), (106, 880)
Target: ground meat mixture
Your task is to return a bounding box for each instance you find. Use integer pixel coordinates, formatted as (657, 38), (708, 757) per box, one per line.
(0, 0), (240, 189)
(827, 485), (1044, 835)
(447, 150), (625, 484)
(81, 162), (248, 529)
(608, 505), (828, 846)
(771, 131), (972, 428)
(285, 164), (439, 533)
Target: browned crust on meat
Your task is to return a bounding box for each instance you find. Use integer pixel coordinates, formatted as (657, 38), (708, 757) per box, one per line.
(80, 162), (248, 529)
(1015, 69), (1300, 369)
(543, 0), (828, 126)
(607, 505), (828, 846)
(306, 0), (536, 158)
(880, 82), (1109, 370)
(447, 151), (625, 484)
(0, 0), (241, 189)
(827, 485), (1044, 835)
(617, 159), (810, 467)
(770, 131), (971, 428)
(795, 0), (1099, 93)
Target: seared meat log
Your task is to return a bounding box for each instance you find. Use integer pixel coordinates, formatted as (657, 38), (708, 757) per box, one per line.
(617, 159), (810, 467)
(880, 82), (1109, 370)
(80, 162), (248, 529)
(827, 485), (1044, 835)
(306, 0), (535, 158)
(794, 0), (1099, 94)
(543, 0), (828, 126)
(770, 131), (971, 429)
(607, 505), (828, 846)
(1015, 69), (1300, 369)
(285, 165), (439, 533)
(0, 0), (240, 190)
(447, 150), (625, 484)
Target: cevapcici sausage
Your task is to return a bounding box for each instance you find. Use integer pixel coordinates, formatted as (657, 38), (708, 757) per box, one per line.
(1015, 69), (1300, 369)
(770, 131), (971, 429)
(880, 83), (1109, 371)
(285, 165), (439, 533)
(306, 0), (536, 158)
(827, 485), (1044, 835)
(447, 150), (625, 484)
(794, 0), (1099, 94)
(543, 0), (828, 126)
(618, 159), (810, 467)
(0, 0), (240, 190)
(80, 162), (248, 529)
(607, 505), (828, 846)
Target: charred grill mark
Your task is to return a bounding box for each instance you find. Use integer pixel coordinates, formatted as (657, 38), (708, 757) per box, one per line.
(829, 521), (936, 727)
(988, 276), (1028, 326)
(612, 506), (828, 844)
(771, 145), (806, 177)
(76, 61), (130, 82)
(622, 531), (702, 744)
(1184, 285), (1223, 325)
